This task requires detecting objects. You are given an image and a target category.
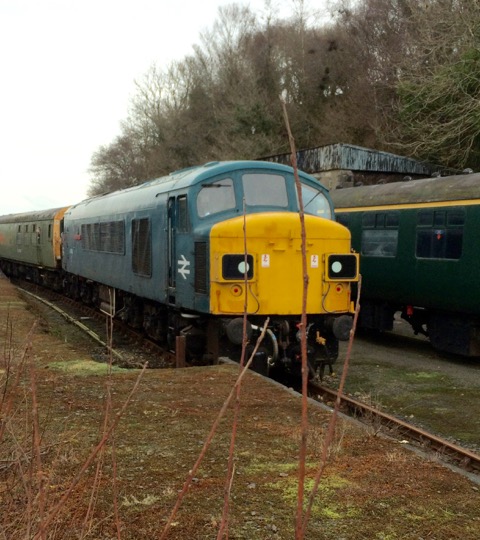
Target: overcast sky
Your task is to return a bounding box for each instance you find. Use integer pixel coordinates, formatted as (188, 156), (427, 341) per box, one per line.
(0, 0), (306, 215)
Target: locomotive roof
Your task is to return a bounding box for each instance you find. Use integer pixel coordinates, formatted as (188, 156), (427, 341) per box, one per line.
(67, 160), (319, 217)
(331, 172), (480, 209)
(104, 160), (308, 193)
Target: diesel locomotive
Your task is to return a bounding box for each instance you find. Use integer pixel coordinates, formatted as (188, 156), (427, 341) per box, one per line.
(331, 172), (480, 357)
(0, 161), (359, 376)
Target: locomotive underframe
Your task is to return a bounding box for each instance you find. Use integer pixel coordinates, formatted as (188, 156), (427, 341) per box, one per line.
(359, 299), (480, 357)
(0, 259), (63, 290)
(221, 314), (345, 380)
(1, 259), (351, 379)
(87, 277), (349, 379)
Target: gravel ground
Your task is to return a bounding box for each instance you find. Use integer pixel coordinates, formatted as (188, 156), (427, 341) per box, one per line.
(330, 316), (480, 453)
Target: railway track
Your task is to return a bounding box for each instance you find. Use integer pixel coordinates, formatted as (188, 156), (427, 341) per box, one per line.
(309, 381), (480, 477)
(16, 280), (480, 480)
(17, 281), (175, 369)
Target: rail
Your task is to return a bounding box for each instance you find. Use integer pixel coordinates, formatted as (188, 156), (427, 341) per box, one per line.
(309, 381), (480, 476)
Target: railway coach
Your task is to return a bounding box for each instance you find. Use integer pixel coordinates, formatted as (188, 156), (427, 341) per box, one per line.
(331, 172), (480, 357)
(0, 206), (69, 289)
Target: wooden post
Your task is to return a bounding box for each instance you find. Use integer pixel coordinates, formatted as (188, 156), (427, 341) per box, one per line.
(176, 335), (186, 368)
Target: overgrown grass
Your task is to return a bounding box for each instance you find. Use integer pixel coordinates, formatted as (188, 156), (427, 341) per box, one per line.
(0, 312), (146, 539)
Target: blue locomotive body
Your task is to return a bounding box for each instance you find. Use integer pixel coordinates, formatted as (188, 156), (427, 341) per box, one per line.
(2, 161), (359, 375)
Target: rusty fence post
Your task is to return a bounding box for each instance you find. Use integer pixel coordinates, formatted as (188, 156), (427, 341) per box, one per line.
(176, 335), (186, 368)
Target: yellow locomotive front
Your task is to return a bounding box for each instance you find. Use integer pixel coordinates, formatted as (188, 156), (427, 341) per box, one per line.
(209, 211), (359, 378)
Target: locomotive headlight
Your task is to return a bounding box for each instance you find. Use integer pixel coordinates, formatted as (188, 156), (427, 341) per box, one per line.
(222, 254), (254, 280)
(331, 261), (343, 274)
(326, 254), (359, 281)
(238, 261), (250, 275)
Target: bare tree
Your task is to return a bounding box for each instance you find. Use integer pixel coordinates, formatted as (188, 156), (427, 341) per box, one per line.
(92, 0), (450, 195)
(391, 0), (480, 169)
(89, 129), (145, 196)
(328, 0), (415, 148)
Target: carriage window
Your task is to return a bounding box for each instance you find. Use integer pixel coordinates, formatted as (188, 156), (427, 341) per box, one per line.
(375, 213), (385, 227)
(362, 214), (375, 228)
(243, 173), (288, 207)
(361, 211), (399, 257)
(416, 208), (464, 260)
(300, 184), (331, 218)
(386, 213), (399, 227)
(448, 210), (465, 226)
(417, 211), (433, 226)
(362, 230), (398, 257)
(197, 178), (235, 217)
(433, 211), (445, 226)
(29, 224), (38, 245)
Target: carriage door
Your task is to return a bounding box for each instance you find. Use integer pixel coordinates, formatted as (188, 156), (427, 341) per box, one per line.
(167, 195), (191, 308)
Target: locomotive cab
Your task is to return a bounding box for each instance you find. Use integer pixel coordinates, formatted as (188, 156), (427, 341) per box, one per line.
(177, 163), (359, 377)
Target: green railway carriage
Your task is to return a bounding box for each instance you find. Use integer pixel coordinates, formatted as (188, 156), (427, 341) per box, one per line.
(0, 207), (69, 288)
(330, 173), (480, 356)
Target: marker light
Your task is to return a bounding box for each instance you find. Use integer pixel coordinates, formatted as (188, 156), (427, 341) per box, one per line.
(231, 285), (243, 297)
